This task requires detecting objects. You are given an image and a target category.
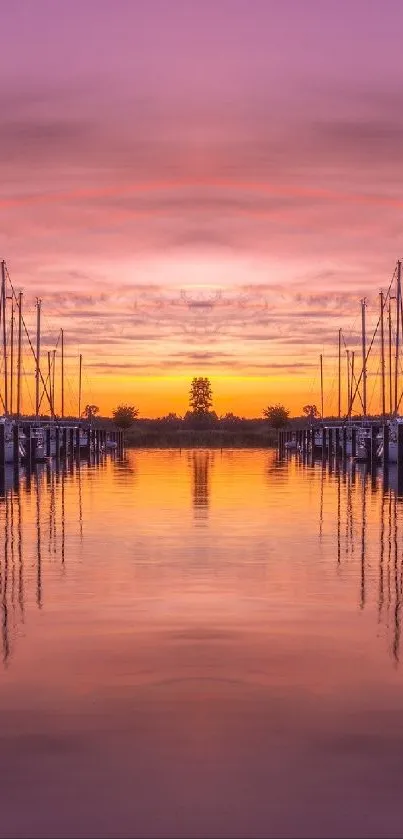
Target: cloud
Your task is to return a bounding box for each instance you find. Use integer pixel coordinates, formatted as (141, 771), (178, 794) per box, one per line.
(0, 73), (401, 404)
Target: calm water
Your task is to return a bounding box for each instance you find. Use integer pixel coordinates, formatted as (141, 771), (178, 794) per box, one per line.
(0, 449), (403, 838)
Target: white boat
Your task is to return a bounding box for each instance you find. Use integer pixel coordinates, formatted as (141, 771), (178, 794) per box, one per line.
(23, 426), (46, 461)
(0, 417), (25, 463)
(377, 417), (403, 463)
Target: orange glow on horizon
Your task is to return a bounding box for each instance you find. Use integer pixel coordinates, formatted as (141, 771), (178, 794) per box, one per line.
(87, 373), (314, 419)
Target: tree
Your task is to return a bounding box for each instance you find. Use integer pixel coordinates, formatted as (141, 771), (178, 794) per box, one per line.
(82, 404), (99, 420)
(189, 377), (213, 414)
(112, 404), (139, 429)
(303, 404), (319, 421)
(263, 404), (290, 429)
(220, 412), (241, 429)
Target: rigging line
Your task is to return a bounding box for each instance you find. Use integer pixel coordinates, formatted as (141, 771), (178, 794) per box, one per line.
(368, 359), (381, 413)
(345, 264), (398, 419)
(38, 331), (61, 409)
(21, 359), (35, 414)
(340, 331), (364, 411)
(5, 271), (52, 411)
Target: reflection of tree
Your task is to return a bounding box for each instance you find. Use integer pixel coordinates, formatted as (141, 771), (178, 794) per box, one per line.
(190, 451), (213, 520)
(112, 454), (137, 481)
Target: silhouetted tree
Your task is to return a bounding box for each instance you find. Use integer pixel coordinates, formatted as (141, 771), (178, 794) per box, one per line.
(82, 404), (99, 420)
(189, 377), (213, 414)
(302, 404), (319, 421)
(113, 404), (139, 429)
(220, 412), (242, 429)
(263, 404), (289, 429)
(183, 409), (219, 430)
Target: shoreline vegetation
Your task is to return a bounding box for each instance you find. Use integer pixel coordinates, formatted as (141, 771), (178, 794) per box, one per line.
(8, 380), (383, 450)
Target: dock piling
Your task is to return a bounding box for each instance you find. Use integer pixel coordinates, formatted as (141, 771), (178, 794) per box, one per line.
(382, 424), (389, 470)
(0, 423), (5, 470)
(351, 427), (357, 459)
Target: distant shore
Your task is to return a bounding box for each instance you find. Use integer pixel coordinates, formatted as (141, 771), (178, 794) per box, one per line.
(123, 426), (278, 448)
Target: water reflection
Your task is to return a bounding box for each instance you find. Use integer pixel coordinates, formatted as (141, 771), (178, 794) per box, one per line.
(296, 450), (403, 665)
(2, 448), (403, 837)
(3, 449), (403, 670)
(0, 457), (95, 664)
(190, 450), (213, 523)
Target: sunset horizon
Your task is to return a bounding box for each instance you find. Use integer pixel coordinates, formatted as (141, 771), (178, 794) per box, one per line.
(2, 6), (403, 838)
(2, 0), (402, 420)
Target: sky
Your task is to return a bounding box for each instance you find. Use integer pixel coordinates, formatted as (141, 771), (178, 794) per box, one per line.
(1, 0), (403, 417)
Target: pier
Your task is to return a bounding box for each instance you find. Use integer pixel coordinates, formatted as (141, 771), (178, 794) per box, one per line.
(278, 418), (403, 491)
(0, 418), (124, 471)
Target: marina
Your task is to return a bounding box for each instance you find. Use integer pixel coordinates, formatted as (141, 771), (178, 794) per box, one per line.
(0, 259), (123, 470)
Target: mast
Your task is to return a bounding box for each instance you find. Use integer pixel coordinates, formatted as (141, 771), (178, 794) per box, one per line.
(320, 353), (324, 419)
(35, 298), (41, 418)
(78, 353), (82, 420)
(61, 328), (64, 419)
(10, 299), (14, 415)
(17, 291), (23, 418)
(47, 351), (53, 418)
(52, 349), (56, 418)
(380, 290), (386, 417)
(1, 260), (8, 415)
(346, 350), (350, 418)
(361, 298), (367, 416)
(395, 260), (401, 415)
(350, 351), (355, 415)
(388, 298), (393, 415)
(338, 328), (342, 418)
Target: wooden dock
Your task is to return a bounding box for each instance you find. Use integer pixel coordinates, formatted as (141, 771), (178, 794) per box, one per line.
(278, 421), (403, 485)
(0, 420), (124, 470)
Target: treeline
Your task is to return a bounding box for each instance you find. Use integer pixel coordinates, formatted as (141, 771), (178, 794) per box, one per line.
(123, 414), (278, 448)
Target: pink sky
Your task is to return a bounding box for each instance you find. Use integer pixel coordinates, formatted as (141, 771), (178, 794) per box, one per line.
(1, 0), (402, 416)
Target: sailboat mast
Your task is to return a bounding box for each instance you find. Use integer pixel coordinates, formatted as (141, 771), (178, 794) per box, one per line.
(61, 328), (64, 419)
(361, 298), (367, 417)
(17, 291), (23, 418)
(346, 350), (350, 418)
(78, 353), (82, 420)
(10, 299), (14, 415)
(320, 353), (324, 419)
(380, 290), (386, 416)
(388, 299), (393, 415)
(48, 351), (53, 418)
(35, 298), (41, 418)
(350, 351), (355, 415)
(1, 260), (8, 415)
(338, 328), (342, 418)
(395, 260), (401, 415)
(52, 349), (56, 419)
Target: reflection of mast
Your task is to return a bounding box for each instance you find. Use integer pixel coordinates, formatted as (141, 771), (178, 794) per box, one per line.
(10, 491), (15, 619)
(392, 495), (400, 663)
(360, 473), (367, 609)
(387, 491), (392, 623)
(17, 490), (24, 619)
(379, 492), (385, 620)
(2, 493), (10, 663)
(48, 468), (56, 557)
(35, 471), (42, 608)
(319, 464), (324, 539)
(337, 470), (341, 564)
(61, 466), (65, 564)
(78, 463), (83, 541)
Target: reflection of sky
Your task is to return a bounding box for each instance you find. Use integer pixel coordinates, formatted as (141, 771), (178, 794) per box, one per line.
(1, 1), (402, 415)
(0, 450), (403, 835)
